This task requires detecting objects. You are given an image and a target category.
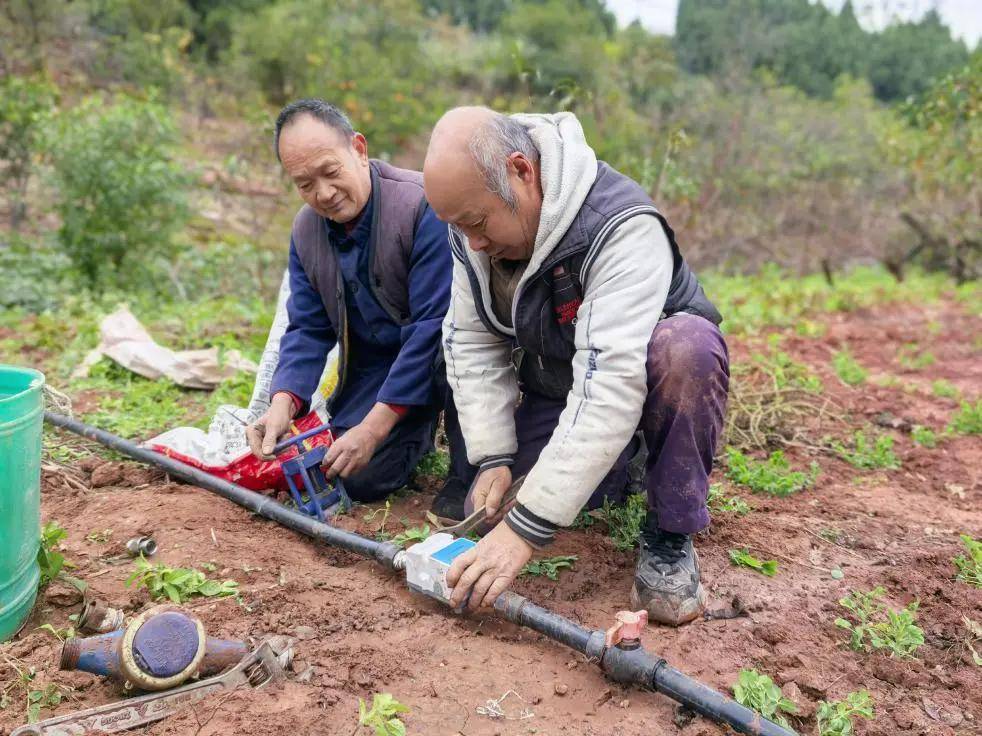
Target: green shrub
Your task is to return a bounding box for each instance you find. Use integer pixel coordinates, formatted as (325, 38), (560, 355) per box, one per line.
(0, 74), (57, 229)
(726, 448), (819, 496)
(732, 669), (797, 731)
(947, 400), (982, 435)
(817, 690), (875, 736)
(45, 94), (191, 288)
(953, 534), (982, 588)
(835, 587), (924, 658)
(931, 379), (959, 399)
(832, 430), (900, 469)
(598, 493), (647, 550)
(911, 426), (937, 448)
(832, 349), (867, 385)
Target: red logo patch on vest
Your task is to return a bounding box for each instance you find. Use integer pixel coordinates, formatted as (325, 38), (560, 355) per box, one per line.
(554, 299), (580, 325)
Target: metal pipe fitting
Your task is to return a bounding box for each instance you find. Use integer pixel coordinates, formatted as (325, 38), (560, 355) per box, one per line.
(78, 599), (125, 634)
(125, 536), (157, 557)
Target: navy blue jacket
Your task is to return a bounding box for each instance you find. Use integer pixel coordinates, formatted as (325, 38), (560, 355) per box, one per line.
(269, 191), (451, 429)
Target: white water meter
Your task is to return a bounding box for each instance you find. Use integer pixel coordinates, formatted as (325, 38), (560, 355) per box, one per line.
(403, 532), (476, 605)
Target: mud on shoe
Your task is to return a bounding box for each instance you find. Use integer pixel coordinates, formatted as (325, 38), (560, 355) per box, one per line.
(630, 526), (706, 626)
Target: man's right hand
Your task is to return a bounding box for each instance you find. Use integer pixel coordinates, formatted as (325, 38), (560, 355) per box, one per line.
(469, 465), (513, 521)
(246, 392), (297, 460)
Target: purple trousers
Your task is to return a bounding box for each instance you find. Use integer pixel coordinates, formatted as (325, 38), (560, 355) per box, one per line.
(510, 313), (729, 534)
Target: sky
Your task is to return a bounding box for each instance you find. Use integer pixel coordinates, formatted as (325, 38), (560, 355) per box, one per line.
(605, 0), (981, 47)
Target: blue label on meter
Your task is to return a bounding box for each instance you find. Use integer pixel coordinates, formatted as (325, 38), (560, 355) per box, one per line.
(431, 537), (476, 565)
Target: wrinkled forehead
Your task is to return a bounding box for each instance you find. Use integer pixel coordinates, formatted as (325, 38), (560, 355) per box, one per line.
(278, 116), (349, 167)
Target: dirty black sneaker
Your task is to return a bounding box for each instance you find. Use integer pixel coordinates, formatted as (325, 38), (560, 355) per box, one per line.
(630, 525), (706, 626)
(430, 476), (468, 522)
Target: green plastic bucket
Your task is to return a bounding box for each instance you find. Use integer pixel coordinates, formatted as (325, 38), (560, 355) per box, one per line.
(0, 366), (44, 642)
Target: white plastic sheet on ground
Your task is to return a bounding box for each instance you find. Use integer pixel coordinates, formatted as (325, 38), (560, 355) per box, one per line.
(73, 305), (258, 390)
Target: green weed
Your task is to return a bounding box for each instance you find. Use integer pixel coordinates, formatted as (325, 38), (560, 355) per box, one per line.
(708, 483), (751, 515)
(598, 493), (647, 551)
(732, 669), (797, 731)
(953, 534), (982, 588)
(831, 430), (900, 469)
(725, 448), (819, 496)
(931, 379), (959, 399)
(0, 661), (66, 724)
(832, 349), (867, 386)
(729, 549), (778, 576)
(835, 587), (924, 658)
(391, 524), (430, 548)
(36, 624), (75, 641)
(751, 348), (823, 391)
(896, 344), (936, 370)
(125, 557), (238, 603)
(37, 521), (67, 586)
(84, 529), (113, 543)
(571, 508), (598, 528)
(521, 555), (578, 581)
(26, 685), (62, 724)
(414, 450), (449, 478)
(910, 426), (937, 448)
(947, 400), (982, 435)
(364, 500), (393, 541)
(817, 690), (875, 736)
(358, 693), (409, 736)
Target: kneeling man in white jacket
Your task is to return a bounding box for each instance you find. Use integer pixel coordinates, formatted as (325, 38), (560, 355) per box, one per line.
(423, 108), (729, 625)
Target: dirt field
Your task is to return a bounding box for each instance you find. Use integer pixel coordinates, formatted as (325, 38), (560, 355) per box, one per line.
(3, 298), (980, 736)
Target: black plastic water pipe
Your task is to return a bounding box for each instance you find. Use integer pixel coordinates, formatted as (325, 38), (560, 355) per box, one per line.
(45, 411), (794, 736)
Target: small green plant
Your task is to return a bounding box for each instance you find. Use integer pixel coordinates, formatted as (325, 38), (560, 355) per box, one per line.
(751, 348), (823, 392)
(521, 555), (578, 580)
(896, 344), (935, 370)
(947, 399), (982, 435)
(910, 426), (937, 448)
(571, 508), (598, 528)
(414, 450), (449, 478)
(726, 448), (819, 496)
(817, 690), (875, 736)
(953, 534), (982, 588)
(35, 624), (75, 641)
(931, 379), (959, 399)
(598, 493), (647, 550)
(835, 587), (924, 658)
(26, 684), (62, 724)
(84, 529), (113, 543)
(729, 549), (778, 576)
(37, 521), (67, 586)
(708, 483), (751, 515)
(358, 692), (410, 736)
(391, 524), (430, 548)
(125, 557), (238, 603)
(732, 669), (797, 731)
(832, 430), (899, 470)
(364, 500), (393, 541)
(832, 349), (867, 386)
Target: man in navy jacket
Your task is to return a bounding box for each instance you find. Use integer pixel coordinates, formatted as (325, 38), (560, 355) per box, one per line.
(247, 99), (473, 514)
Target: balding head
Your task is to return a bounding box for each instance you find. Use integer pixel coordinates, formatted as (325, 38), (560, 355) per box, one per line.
(424, 107), (542, 261)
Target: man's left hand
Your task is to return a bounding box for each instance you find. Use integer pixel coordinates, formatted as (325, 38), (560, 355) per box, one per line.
(447, 522), (534, 611)
(323, 422), (384, 479)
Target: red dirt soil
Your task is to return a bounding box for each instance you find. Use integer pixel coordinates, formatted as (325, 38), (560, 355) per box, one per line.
(2, 299), (980, 736)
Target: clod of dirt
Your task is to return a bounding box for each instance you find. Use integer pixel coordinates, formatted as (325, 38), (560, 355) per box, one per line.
(673, 705), (696, 728)
(554, 682), (569, 696)
(618, 699), (630, 709)
(122, 466), (163, 486)
(90, 462), (125, 488)
(753, 623), (788, 645)
(871, 657), (931, 688)
(922, 697), (964, 728)
(77, 456), (104, 474)
(775, 668), (826, 698)
(292, 625), (316, 640)
(874, 412), (913, 432)
(44, 579), (84, 607)
(783, 682), (815, 719)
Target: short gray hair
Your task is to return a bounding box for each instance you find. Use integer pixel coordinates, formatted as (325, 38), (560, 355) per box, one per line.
(468, 114), (539, 210)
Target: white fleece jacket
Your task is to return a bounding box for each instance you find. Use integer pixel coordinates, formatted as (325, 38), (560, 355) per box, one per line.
(442, 112), (673, 529)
